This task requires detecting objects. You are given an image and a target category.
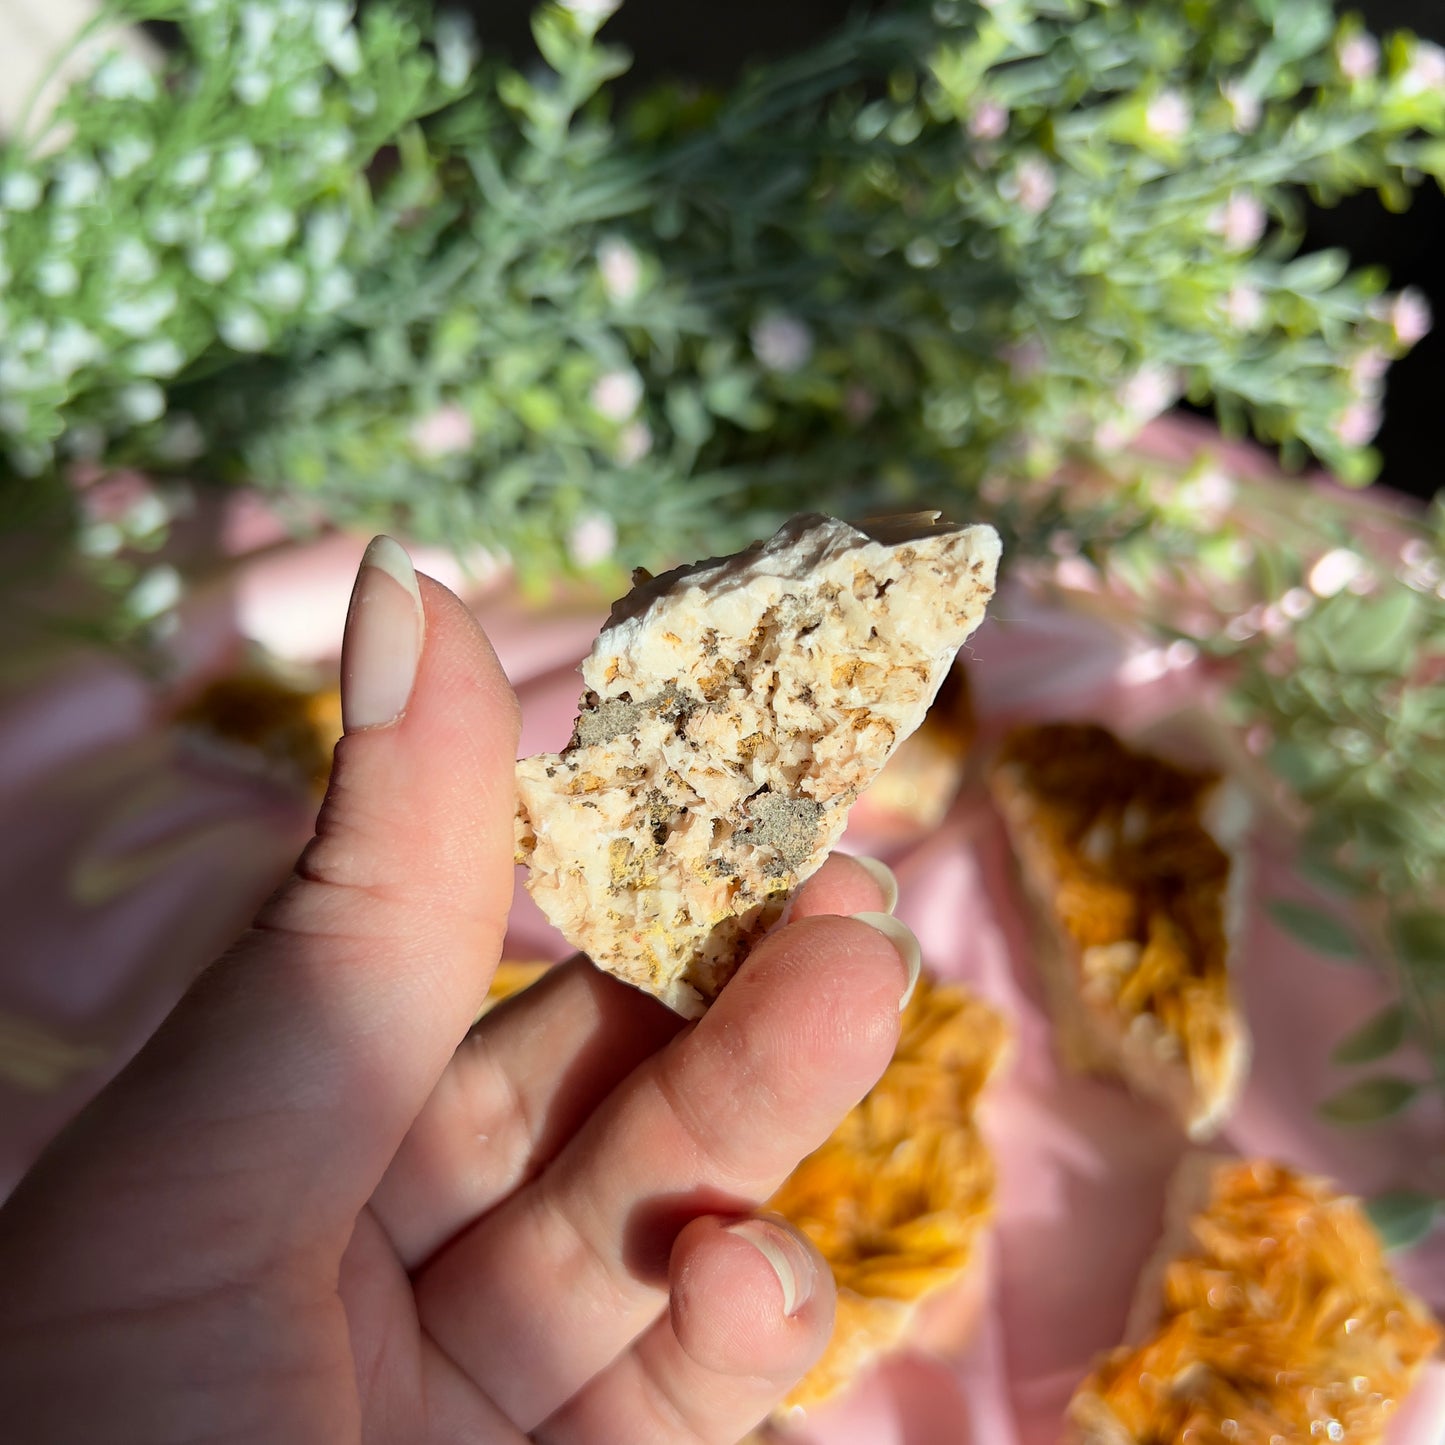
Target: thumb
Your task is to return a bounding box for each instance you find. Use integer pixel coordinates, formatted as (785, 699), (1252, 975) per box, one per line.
(103, 538), (521, 1225)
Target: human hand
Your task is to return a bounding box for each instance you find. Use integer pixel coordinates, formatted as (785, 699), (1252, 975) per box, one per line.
(0, 539), (918, 1445)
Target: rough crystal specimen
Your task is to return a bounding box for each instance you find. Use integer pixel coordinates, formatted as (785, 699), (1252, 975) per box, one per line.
(514, 513), (1000, 1015)
(767, 976), (1009, 1413)
(990, 723), (1250, 1138)
(1068, 1158), (1441, 1445)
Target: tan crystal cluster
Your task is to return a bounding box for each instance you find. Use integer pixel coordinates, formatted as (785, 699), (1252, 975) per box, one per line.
(515, 513), (1000, 1016)
(1068, 1158), (1442, 1445)
(767, 975), (1010, 1413)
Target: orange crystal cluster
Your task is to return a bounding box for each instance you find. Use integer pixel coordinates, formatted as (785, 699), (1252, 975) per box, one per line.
(766, 975), (1009, 1410)
(992, 722), (1240, 1122)
(1071, 1160), (1441, 1445)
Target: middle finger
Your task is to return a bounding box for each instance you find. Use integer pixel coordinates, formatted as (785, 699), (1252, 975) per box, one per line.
(413, 906), (915, 1430)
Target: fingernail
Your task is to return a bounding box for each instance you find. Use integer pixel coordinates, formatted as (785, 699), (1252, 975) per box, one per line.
(850, 912), (922, 1010)
(341, 536), (425, 732)
(727, 1219), (813, 1318)
(850, 855), (899, 914)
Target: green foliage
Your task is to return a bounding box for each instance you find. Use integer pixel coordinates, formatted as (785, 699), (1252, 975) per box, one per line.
(1267, 899), (1361, 959)
(1331, 1004), (1406, 1066)
(1318, 1075), (1419, 1125)
(2, 0), (1443, 583)
(1366, 1189), (1440, 1251)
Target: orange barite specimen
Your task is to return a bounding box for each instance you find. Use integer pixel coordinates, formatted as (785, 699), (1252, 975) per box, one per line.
(1069, 1160), (1441, 1445)
(991, 722), (1248, 1137)
(766, 975), (1009, 1412)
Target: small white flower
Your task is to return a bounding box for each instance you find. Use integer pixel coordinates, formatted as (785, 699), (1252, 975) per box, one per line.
(615, 420), (653, 466)
(435, 13), (478, 89)
(244, 206), (297, 249)
(92, 53), (157, 102)
(63, 425), (107, 461)
(968, 100), (1008, 140)
(1309, 547), (1366, 598)
(1119, 364), (1180, 420)
(288, 79), (324, 118)
(105, 134), (154, 179)
(117, 381), (167, 425)
(1400, 40), (1445, 97)
(188, 240), (235, 285)
(55, 159), (103, 207)
(906, 237), (941, 269)
(1221, 80), (1260, 134)
(171, 152), (211, 189)
(1389, 288), (1432, 347)
(409, 403), (476, 457)
(128, 565), (182, 620)
(156, 414), (205, 463)
(1347, 346), (1389, 394)
(306, 208), (350, 268)
(0, 358), (33, 393)
(1, 172), (42, 213)
(14, 319), (48, 353)
(255, 262), (307, 311)
(106, 288), (178, 336)
(999, 337), (1047, 379)
(1223, 283), (1265, 331)
(597, 237), (642, 303)
(327, 28), (363, 76)
(312, 270), (355, 311)
(1279, 587), (1313, 620)
(220, 307), (270, 352)
(1337, 33), (1380, 82)
(1145, 90), (1191, 142)
(1175, 469), (1235, 520)
(1010, 157), (1055, 215)
(1333, 401), (1381, 447)
(350, 88), (378, 118)
(51, 214), (82, 245)
(149, 209), (190, 245)
(129, 338), (186, 377)
(234, 70), (273, 106)
(240, 3), (280, 54)
(313, 0), (352, 48)
(49, 321), (102, 376)
(37, 259), (80, 297)
(1209, 191), (1267, 251)
(591, 369), (645, 421)
(560, 0), (622, 21)
(567, 512), (618, 567)
(750, 313), (814, 373)
(313, 130), (352, 167)
(217, 141), (262, 189)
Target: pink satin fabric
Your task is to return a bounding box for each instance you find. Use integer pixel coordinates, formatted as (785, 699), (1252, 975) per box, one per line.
(2, 462), (1440, 1442)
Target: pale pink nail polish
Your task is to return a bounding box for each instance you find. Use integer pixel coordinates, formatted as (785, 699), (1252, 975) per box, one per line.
(341, 536), (425, 732)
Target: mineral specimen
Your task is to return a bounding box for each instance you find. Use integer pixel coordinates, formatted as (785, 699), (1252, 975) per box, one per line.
(514, 513), (1000, 1015)
(766, 975), (1009, 1413)
(990, 723), (1250, 1138)
(1068, 1157), (1441, 1445)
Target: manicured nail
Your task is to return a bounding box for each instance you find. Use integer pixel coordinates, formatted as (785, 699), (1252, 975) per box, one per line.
(850, 855), (899, 914)
(341, 536), (425, 732)
(727, 1219), (814, 1318)
(850, 911), (922, 1009)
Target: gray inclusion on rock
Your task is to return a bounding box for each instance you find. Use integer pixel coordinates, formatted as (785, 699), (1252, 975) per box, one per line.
(741, 791), (826, 874)
(572, 696), (644, 748)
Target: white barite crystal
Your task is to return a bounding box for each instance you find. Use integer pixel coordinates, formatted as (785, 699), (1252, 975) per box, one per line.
(515, 513), (1001, 1016)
